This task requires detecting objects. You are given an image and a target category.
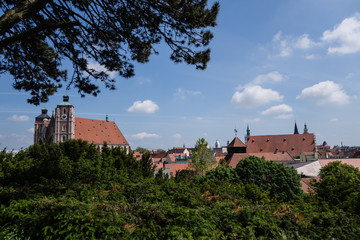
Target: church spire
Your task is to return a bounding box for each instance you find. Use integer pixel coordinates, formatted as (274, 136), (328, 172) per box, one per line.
(294, 122), (299, 134)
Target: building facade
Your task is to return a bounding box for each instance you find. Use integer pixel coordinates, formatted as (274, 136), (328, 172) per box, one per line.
(34, 95), (130, 152)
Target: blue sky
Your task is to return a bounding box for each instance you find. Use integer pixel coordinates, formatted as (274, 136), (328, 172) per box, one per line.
(2, 0), (360, 150)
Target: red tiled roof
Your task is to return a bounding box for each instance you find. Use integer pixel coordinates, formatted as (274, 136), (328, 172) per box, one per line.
(227, 152), (294, 168)
(164, 163), (189, 176)
(246, 133), (315, 156)
(228, 137), (246, 148)
(75, 117), (128, 145)
(300, 177), (319, 194)
(319, 159), (360, 170)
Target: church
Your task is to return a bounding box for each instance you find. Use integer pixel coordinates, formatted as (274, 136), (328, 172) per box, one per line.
(34, 95), (130, 152)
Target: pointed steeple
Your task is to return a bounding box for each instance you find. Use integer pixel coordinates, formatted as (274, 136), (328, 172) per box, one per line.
(245, 124), (251, 143)
(294, 122), (299, 134)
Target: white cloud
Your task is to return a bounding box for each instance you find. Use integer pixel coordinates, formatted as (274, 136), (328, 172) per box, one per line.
(261, 104), (293, 115)
(273, 32), (317, 57)
(294, 34), (316, 49)
(175, 88), (201, 99)
(7, 114), (30, 122)
(87, 61), (116, 78)
(322, 13), (360, 54)
(127, 100), (159, 114)
(276, 114), (294, 119)
(330, 118), (338, 122)
(252, 72), (284, 85)
(297, 80), (350, 105)
(305, 54), (316, 60)
(231, 85), (283, 108)
(130, 132), (161, 140)
(172, 133), (182, 139)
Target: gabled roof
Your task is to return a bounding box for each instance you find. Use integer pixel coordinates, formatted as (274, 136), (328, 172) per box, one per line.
(319, 159), (360, 170)
(246, 133), (315, 156)
(75, 117), (128, 145)
(227, 152), (294, 168)
(227, 137), (246, 148)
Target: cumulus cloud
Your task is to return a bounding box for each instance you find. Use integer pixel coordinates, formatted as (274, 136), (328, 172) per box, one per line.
(175, 88), (201, 99)
(172, 133), (182, 139)
(261, 104), (293, 115)
(130, 132), (161, 140)
(127, 100), (159, 114)
(7, 114), (30, 122)
(231, 85), (283, 108)
(297, 80), (350, 105)
(252, 72), (284, 85)
(322, 13), (360, 54)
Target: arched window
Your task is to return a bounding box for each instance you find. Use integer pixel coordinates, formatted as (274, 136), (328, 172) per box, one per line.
(63, 108), (66, 114)
(62, 125), (66, 131)
(62, 135), (66, 142)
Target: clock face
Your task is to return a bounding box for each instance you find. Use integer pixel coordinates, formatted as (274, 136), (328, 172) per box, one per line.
(61, 114), (67, 120)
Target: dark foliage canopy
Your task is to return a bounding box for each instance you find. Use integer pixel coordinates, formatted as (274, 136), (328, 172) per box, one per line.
(235, 156), (303, 201)
(1, 142), (360, 239)
(0, 0), (219, 104)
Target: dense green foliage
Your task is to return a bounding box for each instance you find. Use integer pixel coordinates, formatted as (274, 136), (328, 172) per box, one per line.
(188, 138), (216, 175)
(235, 156), (302, 202)
(1, 141), (360, 239)
(314, 161), (360, 215)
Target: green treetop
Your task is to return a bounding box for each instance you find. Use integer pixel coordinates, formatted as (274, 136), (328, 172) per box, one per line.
(188, 138), (216, 175)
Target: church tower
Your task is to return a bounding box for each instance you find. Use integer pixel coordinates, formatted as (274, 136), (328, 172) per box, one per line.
(53, 95), (75, 143)
(34, 107), (51, 143)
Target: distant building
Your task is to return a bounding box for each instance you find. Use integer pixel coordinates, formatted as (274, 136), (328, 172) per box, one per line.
(226, 123), (316, 167)
(34, 95), (130, 152)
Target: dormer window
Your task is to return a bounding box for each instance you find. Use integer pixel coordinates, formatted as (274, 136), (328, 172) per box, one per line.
(283, 138), (286, 142)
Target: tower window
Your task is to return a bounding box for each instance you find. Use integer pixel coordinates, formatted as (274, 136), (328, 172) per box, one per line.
(62, 125), (66, 131)
(62, 135), (66, 142)
(63, 108), (66, 114)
